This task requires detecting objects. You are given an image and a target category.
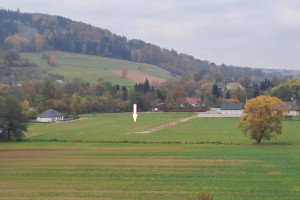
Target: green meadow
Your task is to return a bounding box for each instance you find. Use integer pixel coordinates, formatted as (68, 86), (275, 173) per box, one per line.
(21, 51), (172, 85)
(1, 114), (300, 199)
(27, 113), (195, 142)
(27, 114), (300, 145)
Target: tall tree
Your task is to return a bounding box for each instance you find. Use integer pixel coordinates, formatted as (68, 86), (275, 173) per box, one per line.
(237, 95), (288, 144)
(4, 49), (20, 63)
(0, 96), (27, 141)
(225, 90), (231, 99)
(143, 79), (150, 93)
(271, 78), (300, 102)
(34, 33), (44, 52)
(212, 84), (220, 98)
(42, 79), (55, 99)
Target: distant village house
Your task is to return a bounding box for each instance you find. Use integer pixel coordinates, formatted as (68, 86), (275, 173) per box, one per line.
(185, 97), (201, 107)
(285, 102), (300, 116)
(220, 103), (244, 115)
(37, 109), (64, 123)
(226, 82), (243, 90)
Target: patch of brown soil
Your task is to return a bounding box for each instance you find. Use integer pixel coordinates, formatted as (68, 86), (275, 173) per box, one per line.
(111, 70), (165, 85)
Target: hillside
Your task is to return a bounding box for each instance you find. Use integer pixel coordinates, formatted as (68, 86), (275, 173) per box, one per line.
(21, 51), (173, 85)
(0, 9), (266, 80)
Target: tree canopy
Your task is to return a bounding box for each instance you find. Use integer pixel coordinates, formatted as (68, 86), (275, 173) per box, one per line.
(0, 96), (27, 141)
(237, 95), (288, 144)
(271, 78), (300, 102)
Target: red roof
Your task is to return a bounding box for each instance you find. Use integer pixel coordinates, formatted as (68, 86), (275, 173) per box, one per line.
(186, 97), (201, 104)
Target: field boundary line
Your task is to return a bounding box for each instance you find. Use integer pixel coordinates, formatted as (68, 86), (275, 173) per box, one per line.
(134, 114), (199, 134)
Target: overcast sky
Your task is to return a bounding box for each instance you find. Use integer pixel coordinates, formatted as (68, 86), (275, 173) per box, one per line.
(2, 0), (300, 70)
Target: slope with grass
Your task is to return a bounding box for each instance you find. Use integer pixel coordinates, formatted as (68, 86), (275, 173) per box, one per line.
(21, 51), (173, 85)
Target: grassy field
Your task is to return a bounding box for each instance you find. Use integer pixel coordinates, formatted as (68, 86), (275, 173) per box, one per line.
(21, 51), (173, 85)
(27, 112), (194, 142)
(2, 114), (300, 199)
(0, 142), (300, 200)
(27, 114), (300, 145)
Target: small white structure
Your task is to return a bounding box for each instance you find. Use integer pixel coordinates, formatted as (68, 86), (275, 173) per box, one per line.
(220, 103), (244, 115)
(37, 109), (64, 123)
(285, 102), (300, 116)
(56, 80), (63, 84)
(185, 97), (201, 107)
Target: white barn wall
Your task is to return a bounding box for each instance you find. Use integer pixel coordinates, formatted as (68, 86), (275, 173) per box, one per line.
(37, 117), (52, 122)
(37, 116), (64, 123)
(288, 110), (300, 116)
(221, 110), (243, 115)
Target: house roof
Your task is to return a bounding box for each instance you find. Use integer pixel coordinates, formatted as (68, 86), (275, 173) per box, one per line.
(37, 109), (63, 118)
(226, 82), (243, 90)
(186, 97), (201, 104)
(221, 103), (244, 110)
(285, 102), (300, 111)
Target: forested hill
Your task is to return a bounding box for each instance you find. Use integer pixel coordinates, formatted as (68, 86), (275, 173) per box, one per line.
(0, 9), (264, 79)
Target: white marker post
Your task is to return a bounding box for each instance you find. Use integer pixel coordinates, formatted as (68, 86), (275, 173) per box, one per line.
(132, 104), (138, 124)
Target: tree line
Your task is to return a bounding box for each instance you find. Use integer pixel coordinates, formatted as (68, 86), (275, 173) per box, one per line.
(1, 75), (299, 141)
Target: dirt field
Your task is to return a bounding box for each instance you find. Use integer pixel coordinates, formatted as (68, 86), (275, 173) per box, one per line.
(111, 70), (165, 85)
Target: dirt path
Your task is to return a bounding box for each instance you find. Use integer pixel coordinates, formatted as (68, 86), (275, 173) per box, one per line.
(134, 114), (199, 134)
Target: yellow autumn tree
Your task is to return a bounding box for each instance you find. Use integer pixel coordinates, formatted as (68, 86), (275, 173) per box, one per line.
(34, 34), (44, 52)
(237, 95), (288, 144)
(4, 34), (30, 52)
(21, 99), (30, 116)
(0, 83), (10, 95)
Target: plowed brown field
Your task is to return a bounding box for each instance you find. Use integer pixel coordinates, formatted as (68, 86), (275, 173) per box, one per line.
(111, 70), (165, 85)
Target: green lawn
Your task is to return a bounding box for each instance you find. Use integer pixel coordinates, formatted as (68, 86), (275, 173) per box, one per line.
(21, 51), (172, 85)
(27, 114), (300, 145)
(150, 117), (300, 145)
(27, 112), (195, 142)
(0, 142), (299, 200)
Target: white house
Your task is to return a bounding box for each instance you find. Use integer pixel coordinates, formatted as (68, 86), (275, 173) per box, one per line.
(285, 102), (300, 116)
(220, 103), (244, 116)
(37, 109), (64, 123)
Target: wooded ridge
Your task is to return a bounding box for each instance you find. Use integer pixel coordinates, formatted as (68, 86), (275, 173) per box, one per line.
(0, 9), (265, 79)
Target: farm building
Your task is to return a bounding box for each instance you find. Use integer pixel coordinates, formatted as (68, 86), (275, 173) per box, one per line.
(37, 109), (64, 123)
(220, 103), (244, 115)
(285, 102), (300, 116)
(226, 82), (243, 90)
(185, 97), (201, 107)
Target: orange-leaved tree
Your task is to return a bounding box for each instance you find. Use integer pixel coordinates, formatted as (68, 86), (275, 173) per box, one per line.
(237, 95), (288, 144)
